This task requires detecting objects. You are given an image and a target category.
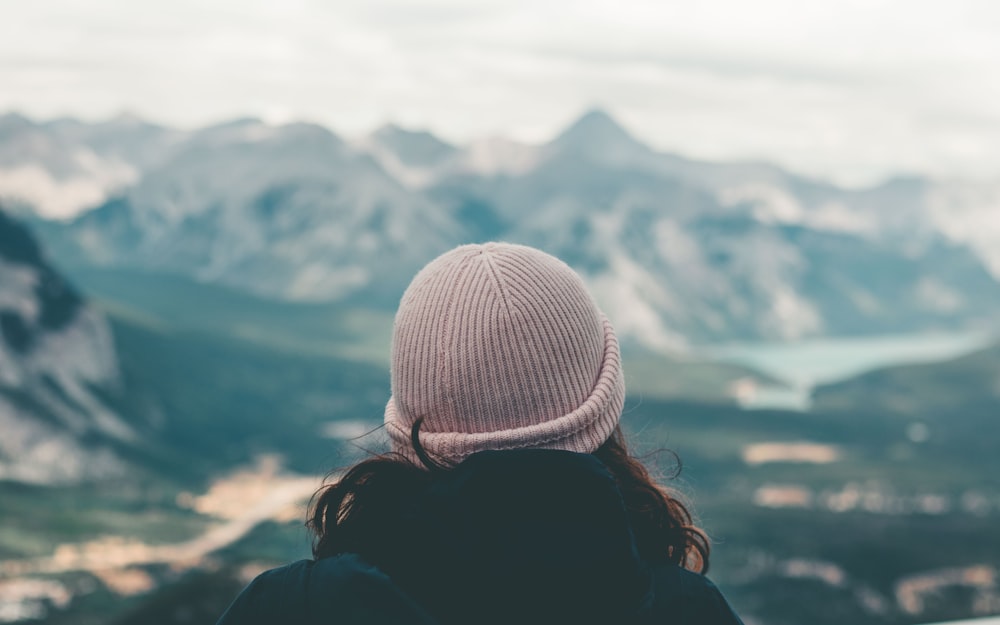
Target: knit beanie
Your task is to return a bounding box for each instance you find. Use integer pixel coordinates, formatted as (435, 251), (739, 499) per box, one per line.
(384, 242), (625, 466)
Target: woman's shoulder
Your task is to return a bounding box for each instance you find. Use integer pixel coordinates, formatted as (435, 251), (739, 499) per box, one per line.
(646, 563), (745, 625)
(215, 555), (437, 625)
(216, 556), (745, 625)
(214, 559), (313, 625)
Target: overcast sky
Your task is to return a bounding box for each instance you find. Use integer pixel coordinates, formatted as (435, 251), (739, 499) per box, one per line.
(3, 0), (999, 185)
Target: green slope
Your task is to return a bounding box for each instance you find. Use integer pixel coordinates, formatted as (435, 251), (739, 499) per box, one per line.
(813, 343), (1000, 419)
(66, 266), (779, 406)
(105, 314), (391, 478)
(60, 266), (395, 365)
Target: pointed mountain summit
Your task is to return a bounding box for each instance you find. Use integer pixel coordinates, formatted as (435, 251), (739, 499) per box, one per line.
(550, 109), (648, 157)
(371, 123), (457, 167)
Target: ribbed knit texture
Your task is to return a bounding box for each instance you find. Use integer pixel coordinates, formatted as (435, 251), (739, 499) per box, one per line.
(385, 242), (625, 465)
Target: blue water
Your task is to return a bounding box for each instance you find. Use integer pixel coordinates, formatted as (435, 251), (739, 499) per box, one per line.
(698, 330), (996, 410)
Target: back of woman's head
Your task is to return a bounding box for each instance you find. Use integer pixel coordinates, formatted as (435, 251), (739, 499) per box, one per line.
(385, 242), (625, 464)
(309, 243), (709, 622)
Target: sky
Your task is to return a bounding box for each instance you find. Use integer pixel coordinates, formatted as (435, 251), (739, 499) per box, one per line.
(2, 0), (1000, 186)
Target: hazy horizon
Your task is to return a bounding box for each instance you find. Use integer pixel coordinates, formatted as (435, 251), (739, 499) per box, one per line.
(3, 0), (1000, 186)
(2, 106), (993, 192)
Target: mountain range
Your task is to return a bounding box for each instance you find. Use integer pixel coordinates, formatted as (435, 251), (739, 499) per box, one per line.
(3, 109), (1000, 350)
(3, 110), (1000, 623)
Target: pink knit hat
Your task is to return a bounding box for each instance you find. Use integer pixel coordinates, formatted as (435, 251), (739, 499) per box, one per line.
(385, 242), (625, 465)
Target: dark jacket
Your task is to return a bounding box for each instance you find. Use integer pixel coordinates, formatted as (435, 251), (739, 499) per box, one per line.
(217, 450), (744, 625)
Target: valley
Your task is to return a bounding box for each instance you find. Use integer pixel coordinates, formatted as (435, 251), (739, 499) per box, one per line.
(1, 108), (999, 624)
(3, 293), (996, 625)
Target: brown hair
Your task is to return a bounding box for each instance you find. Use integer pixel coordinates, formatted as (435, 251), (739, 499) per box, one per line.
(308, 424), (709, 574)
(593, 427), (709, 572)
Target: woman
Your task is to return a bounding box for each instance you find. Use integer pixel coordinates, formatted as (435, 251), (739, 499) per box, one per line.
(217, 243), (744, 624)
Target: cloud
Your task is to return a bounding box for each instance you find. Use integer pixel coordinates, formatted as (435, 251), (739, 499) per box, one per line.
(1, 0), (999, 184)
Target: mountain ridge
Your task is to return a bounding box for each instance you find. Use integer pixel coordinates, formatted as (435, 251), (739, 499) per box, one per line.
(5, 110), (1000, 348)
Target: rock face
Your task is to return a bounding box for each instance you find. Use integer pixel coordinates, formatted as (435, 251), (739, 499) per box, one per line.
(428, 117), (999, 348)
(59, 119), (459, 305)
(0, 209), (129, 484)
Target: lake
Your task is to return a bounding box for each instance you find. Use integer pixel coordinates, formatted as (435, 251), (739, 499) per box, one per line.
(698, 330), (996, 410)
